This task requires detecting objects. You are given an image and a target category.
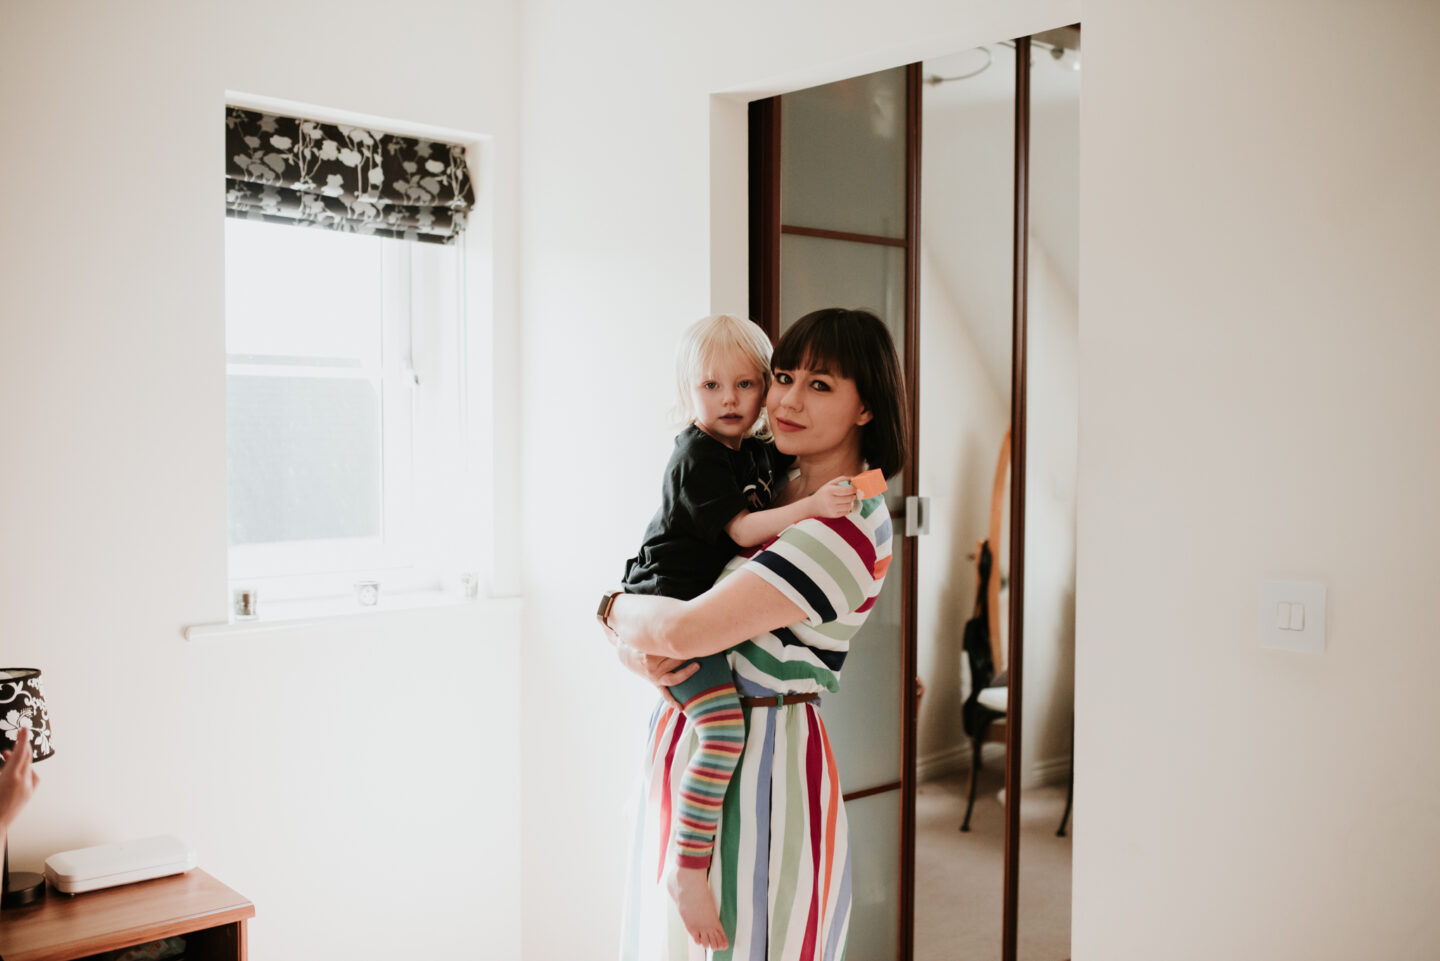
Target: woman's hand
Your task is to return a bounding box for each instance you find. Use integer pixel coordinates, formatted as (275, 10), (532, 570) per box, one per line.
(0, 728), (39, 834)
(807, 476), (858, 518)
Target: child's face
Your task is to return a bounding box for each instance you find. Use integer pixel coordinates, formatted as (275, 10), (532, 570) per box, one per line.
(690, 351), (765, 449)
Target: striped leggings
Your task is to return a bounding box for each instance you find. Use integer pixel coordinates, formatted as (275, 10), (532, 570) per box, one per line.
(664, 652), (744, 870)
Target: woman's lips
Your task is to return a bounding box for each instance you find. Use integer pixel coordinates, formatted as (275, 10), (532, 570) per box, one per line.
(774, 417), (804, 432)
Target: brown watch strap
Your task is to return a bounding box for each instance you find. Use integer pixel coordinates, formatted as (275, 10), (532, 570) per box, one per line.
(596, 588), (623, 628)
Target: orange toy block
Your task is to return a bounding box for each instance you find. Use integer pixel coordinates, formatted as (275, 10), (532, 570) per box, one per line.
(849, 469), (887, 499)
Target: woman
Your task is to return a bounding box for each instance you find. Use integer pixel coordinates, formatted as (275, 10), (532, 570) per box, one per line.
(602, 308), (907, 960)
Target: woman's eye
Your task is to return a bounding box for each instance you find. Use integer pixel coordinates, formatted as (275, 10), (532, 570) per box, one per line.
(774, 371), (792, 384)
(811, 380), (831, 392)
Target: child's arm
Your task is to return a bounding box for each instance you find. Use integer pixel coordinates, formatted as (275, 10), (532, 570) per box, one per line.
(724, 475), (855, 547)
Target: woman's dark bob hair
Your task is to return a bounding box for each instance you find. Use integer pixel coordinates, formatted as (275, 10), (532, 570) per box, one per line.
(772, 308), (909, 479)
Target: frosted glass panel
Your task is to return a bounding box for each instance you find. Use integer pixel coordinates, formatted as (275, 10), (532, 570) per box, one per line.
(822, 543), (903, 792)
(228, 375), (382, 544)
(781, 67), (907, 239)
(845, 789), (901, 961)
(779, 235), (904, 337)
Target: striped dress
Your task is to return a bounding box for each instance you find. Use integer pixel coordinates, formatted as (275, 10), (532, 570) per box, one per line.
(620, 492), (893, 961)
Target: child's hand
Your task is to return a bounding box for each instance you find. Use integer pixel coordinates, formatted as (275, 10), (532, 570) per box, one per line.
(0, 728), (39, 833)
(809, 477), (857, 518)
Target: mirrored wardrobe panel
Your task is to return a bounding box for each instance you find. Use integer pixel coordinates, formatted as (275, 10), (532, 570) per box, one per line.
(912, 40), (1015, 961)
(912, 26), (1079, 961)
(1016, 24), (1079, 961)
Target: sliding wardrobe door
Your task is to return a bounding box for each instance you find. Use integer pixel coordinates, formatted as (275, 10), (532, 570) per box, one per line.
(1015, 24), (1080, 961)
(750, 63), (922, 961)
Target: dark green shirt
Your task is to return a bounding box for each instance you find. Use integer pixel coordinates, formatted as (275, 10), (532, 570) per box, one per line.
(622, 425), (790, 600)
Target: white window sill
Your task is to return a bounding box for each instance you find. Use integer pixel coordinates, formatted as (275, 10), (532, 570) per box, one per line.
(184, 590), (513, 640)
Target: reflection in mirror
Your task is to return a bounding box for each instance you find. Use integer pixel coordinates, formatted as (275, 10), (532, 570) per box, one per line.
(1018, 24), (1079, 961)
(913, 42), (1014, 961)
(913, 31), (1079, 960)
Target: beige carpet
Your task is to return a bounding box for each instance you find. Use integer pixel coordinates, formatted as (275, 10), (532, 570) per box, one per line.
(914, 768), (1072, 961)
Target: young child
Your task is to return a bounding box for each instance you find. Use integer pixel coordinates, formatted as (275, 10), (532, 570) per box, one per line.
(618, 314), (856, 950)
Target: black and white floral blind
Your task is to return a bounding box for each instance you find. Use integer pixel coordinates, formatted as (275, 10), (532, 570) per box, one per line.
(225, 106), (475, 245)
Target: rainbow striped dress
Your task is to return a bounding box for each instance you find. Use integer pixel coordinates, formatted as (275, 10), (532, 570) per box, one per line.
(620, 493), (893, 961)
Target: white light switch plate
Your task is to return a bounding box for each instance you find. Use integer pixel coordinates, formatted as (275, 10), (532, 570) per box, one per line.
(1259, 580), (1326, 654)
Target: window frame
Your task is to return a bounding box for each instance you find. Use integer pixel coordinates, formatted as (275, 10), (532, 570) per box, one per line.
(209, 93), (503, 628)
(222, 196), (471, 608)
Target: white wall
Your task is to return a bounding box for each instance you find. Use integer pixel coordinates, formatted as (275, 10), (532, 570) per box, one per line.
(1021, 236), (1078, 784)
(915, 91), (1012, 775)
(915, 239), (1010, 779)
(522, 1), (1440, 960)
(1074, 2), (1440, 957)
(0, 1), (523, 957)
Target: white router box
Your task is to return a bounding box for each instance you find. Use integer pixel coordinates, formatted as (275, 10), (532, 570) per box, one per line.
(44, 836), (197, 895)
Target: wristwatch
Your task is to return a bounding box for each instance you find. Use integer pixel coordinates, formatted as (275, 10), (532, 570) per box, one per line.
(596, 588), (624, 629)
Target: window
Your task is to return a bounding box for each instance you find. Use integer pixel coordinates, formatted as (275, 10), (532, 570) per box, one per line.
(223, 104), (482, 613)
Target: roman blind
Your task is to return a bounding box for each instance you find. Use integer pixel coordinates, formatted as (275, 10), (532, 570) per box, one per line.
(225, 106), (475, 245)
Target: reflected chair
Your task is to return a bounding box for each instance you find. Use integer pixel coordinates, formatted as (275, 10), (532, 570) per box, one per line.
(960, 540), (1008, 832)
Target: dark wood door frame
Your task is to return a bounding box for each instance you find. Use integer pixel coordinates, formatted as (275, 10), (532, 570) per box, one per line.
(899, 59), (923, 961)
(1002, 33), (1031, 961)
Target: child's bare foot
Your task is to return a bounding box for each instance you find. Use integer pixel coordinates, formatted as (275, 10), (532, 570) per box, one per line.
(664, 864), (728, 951)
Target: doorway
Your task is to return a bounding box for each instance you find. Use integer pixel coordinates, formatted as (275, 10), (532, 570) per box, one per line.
(747, 25), (1080, 961)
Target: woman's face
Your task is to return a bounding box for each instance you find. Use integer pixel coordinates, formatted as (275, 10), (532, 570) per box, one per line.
(767, 361), (873, 459)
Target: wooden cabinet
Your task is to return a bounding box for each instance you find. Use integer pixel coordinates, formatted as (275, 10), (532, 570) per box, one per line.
(0, 869), (252, 961)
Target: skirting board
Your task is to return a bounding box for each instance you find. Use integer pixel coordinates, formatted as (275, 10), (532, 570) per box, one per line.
(916, 743), (1000, 782)
(1028, 754), (1073, 788)
(916, 743), (1072, 787)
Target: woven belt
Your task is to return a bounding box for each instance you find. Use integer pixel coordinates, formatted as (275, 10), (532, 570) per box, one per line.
(738, 692), (820, 708)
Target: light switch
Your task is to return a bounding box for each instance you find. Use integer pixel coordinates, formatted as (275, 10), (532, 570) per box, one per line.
(1259, 580), (1326, 653)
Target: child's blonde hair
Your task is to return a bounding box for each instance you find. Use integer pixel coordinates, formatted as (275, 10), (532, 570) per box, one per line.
(674, 314), (775, 440)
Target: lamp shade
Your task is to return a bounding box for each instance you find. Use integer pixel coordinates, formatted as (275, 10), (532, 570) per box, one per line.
(0, 668), (53, 763)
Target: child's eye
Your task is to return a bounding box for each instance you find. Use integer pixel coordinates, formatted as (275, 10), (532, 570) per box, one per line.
(738, 379), (754, 390)
(703, 381), (718, 390)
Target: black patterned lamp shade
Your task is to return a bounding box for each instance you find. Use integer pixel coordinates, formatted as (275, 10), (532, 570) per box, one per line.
(1, 668), (52, 908)
(0, 668), (53, 763)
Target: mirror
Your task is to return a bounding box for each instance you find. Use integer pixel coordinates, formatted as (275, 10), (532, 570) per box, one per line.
(912, 30), (1079, 960)
(1017, 25), (1079, 961)
(913, 41), (1015, 960)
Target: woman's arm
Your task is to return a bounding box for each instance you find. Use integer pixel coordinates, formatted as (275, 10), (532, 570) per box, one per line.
(606, 568), (806, 661)
(723, 476), (854, 547)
